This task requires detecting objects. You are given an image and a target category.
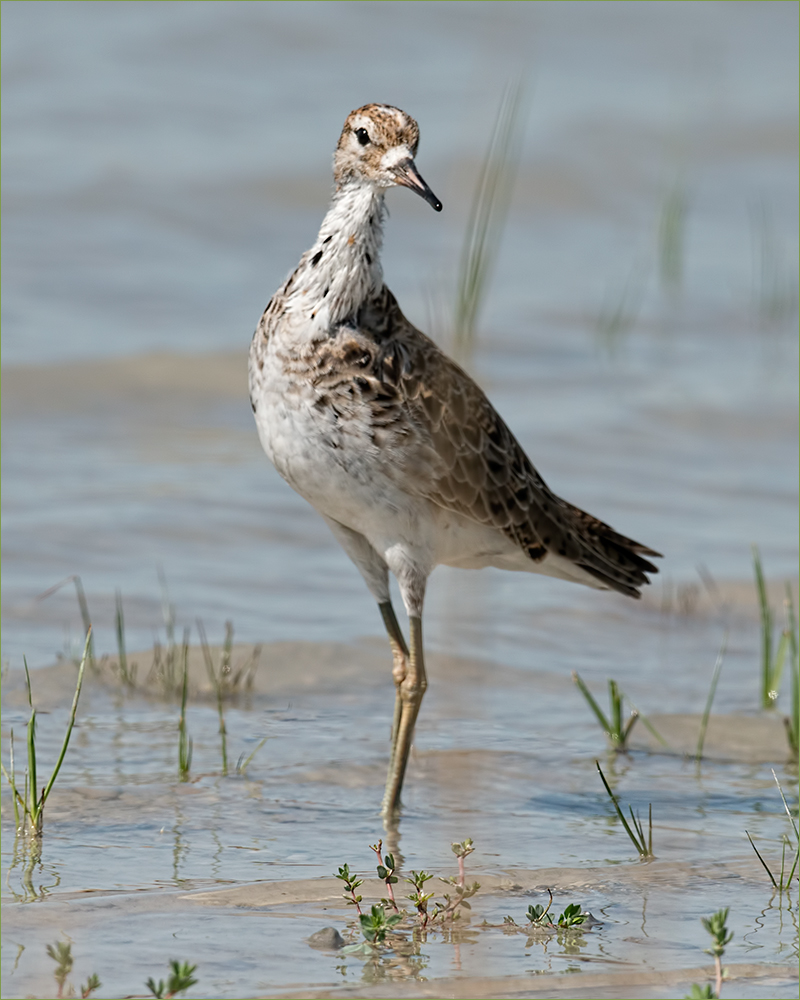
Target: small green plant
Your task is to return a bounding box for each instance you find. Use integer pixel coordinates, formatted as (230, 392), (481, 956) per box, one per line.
(369, 840), (399, 910)
(2, 631), (91, 838)
(235, 735), (270, 775)
(80, 973), (102, 998)
(745, 769), (799, 892)
(573, 673), (665, 751)
(47, 939), (73, 999)
(524, 888), (554, 926)
(177, 631), (193, 781)
(753, 545), (792, 710)
(358, 903), (404, 945)
(45, 940), (101, 999)
(337, 836), (480, 944)
(197, 620), (261, 775)
(596, 760), (654, 859)
(573, 673), (638, 749)
(781, 585), (799, 755)
(450, 838), (475, 880)
(689, 907), (733, 999)
(685, 985), (716, 999)
(114, 588), (136, 686)
(696, 635), (727, 762)
(198, 620), (233, 774)
(405, 869), (435, 927)
(145, 959), (198, 998)
(509, 890), (590, 933)
(555, 902), (587, 928)
(335, 863), (364, 914)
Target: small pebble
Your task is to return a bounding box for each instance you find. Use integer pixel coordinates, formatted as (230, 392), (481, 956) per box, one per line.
(308, 926), (345, 950)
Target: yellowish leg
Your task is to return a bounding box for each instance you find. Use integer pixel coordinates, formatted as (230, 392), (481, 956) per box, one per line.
(381, 615), (426, 819)
(378, 601), (409, 766)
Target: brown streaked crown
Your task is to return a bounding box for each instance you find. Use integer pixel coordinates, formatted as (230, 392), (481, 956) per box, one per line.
(334, 104), (421, 186)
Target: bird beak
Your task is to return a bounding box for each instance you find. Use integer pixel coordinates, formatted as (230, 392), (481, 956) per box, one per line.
(392, 158), (442, 212)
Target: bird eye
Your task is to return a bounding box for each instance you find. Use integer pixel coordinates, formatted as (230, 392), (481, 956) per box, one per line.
(354, 127), (370, 146)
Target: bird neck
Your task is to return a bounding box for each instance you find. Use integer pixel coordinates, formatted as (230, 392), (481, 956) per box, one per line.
(286, 182), (386, 329)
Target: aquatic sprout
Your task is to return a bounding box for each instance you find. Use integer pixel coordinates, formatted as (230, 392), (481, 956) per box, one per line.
(521, 890), (558, 929)
(46, 940), (101, 999)
(198, 619), (233, 774)
(450, 838), (475, 883)
(573, 673), (638, 750)
(684, 908), (733, 997)
(177, 630), (193, 781)
(696, 635), (727, 763)
(405, 869), (435, 927)
(335, 863), (364, 915)
(2, 630), (91, 838)
(745, 769), (799, 892)
(114, 588), (136, 687)
(505, 890), (592, 935)
(573, 674), (665, 751)
(358, 904), (403, 945)
(47, 939), (73, 999)
(145, 960), (198, 999)
(370, 839), (399, 911)
(780, 585), (799, 756)
(752, 545), (796, 711)
(596, 760), (654, 859)
(235, 735), (270, 775)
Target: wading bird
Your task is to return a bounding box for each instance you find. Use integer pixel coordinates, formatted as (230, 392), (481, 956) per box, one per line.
(248, 104), (660, 818)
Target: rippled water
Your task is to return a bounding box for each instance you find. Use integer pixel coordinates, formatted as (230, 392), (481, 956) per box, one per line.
(2, 2), (798, 997)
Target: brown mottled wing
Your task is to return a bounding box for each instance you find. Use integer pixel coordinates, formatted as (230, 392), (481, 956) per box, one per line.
(356, 289), (660, 598)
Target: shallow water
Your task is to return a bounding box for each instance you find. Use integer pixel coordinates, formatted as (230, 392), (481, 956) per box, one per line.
(1, 2), (798, 997)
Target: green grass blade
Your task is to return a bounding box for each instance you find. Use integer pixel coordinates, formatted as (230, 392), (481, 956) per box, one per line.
(752, 545), (773, 709)
(746, 830), (777, 888)
(24, 658), (38, 826)
(178, 631), (193, 779)
(784, 585), (798, 753)
(696, 635), (726, 762)
(453, 80), (525, 361)
(40, 628), (91, 811)
(237, 736), (270, 775)
(573, 672), (612, 737)
(596, 760), (647, 856)
(196, 620), (217, 685)
(115, 588), (132, 686)
(609, 680), (623, 741)
(628, 703), (670, 748)
(771, 768), (799, 842)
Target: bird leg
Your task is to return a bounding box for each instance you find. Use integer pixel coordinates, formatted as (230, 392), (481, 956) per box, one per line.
(378, 601), (410, 759)
(381, 615), (426, 819)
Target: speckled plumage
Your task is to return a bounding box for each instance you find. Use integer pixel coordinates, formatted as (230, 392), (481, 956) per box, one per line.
(248, 105), (660, 816)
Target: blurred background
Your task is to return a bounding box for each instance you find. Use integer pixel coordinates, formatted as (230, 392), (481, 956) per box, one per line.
(2, 0), (798, 668)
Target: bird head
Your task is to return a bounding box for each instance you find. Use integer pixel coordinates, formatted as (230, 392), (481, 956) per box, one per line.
(334, 104), (442, 212)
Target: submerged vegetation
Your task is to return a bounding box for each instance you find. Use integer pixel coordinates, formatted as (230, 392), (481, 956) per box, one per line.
(2, 631), (91, 841)
(746, 770), (799, 893)
(596, 760), (654, 860)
